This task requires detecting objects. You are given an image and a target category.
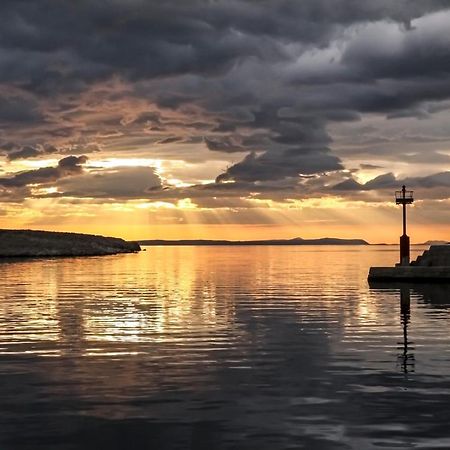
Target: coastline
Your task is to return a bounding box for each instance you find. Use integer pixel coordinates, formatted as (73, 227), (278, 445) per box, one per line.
(0, 229), (140, 258)
(138, 238), (369, 246)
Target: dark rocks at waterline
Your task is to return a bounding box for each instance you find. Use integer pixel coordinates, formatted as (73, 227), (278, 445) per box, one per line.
(411, 245), (450, 267)
(0, 229), (140, 258)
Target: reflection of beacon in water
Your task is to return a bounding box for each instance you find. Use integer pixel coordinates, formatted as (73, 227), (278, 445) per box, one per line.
(398, 287), (415, 374)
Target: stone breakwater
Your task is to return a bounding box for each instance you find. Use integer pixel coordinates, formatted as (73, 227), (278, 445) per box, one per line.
(0, 229), (140, 257)
(410, 245), (450, 266)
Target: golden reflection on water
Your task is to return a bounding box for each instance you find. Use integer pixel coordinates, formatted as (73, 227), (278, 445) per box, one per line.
(1, 246), (450, 449)
(1, 248), (245, 354)
(0, 245), (432, 355)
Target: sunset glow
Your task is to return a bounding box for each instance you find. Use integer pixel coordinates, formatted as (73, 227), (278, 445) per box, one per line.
(1, 3), (450, 243)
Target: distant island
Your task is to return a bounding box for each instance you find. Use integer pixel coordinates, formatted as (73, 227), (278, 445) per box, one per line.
(418, 240), (449, 246)
(138, 237), (369, 246)
(0, 229), (140, 258)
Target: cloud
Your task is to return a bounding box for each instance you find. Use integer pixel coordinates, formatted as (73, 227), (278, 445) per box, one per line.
(332, 171), (450, 200)
(0, 155), (87, 188)
(5, 144), (58, 161)
(204, 136), (248, 153)
(54, 166), (162, 199)
(156, 136), (183, 145)
(0, 94), (42, 124)
(1, 1), (450, 203)
(360, 164), (384, 170)
(216, 148), (343, 183)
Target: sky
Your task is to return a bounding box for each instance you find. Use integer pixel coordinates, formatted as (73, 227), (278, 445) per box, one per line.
(1, 0), (450, 242)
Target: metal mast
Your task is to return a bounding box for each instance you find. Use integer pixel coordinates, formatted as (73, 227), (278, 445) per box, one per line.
(395, 185), (414, 266)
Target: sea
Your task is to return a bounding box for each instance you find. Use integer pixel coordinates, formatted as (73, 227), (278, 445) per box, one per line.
(0, 245), (449, 450)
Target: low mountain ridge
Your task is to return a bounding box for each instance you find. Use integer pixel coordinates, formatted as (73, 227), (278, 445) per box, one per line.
(138, 237), (369, 246)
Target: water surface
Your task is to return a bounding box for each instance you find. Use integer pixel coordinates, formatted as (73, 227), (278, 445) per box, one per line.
(0, 245), (449, 449)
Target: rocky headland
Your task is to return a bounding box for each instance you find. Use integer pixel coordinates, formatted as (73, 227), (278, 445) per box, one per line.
(0, 229), (140, 258)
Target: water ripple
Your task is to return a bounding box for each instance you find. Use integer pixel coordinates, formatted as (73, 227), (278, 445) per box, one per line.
(0, 245), (449, 449)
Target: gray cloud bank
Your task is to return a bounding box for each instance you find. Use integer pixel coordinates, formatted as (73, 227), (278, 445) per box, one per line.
(0, 1), (450, 203)
(0, 156), (87, 188)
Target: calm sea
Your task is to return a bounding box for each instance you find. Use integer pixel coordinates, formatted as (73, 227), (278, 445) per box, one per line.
(0, 245), (449, 449)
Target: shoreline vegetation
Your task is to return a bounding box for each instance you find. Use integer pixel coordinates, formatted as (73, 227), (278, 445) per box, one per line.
(0, 229), (140, 258)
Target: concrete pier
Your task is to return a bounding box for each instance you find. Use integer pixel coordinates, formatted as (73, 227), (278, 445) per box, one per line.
(368, 245), (450, 282)
(368, 266), (450, 282)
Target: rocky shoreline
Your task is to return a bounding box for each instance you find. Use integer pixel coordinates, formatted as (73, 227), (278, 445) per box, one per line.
(0, 229), (140, 258)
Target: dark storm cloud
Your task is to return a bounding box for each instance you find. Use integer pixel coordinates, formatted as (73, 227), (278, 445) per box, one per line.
(0, 95), (42, 123)
(214, 111), (342, 182)
(154, 168), (450, 206)
(0, 156), (87, 188)
(1, 1), (450, 198)
(157, 136), (183, 145)
(204, 135), (262, 153)
(7, 146), (41, 160)
(216, 149), (343, 183)
(129, 112), (162, 126)
(5, 144), (58, 161)
(332, 171), (450, 200)
(360, 164), (384, 170)
(54, 166), (162, 199)
(334, 173), (398, 191)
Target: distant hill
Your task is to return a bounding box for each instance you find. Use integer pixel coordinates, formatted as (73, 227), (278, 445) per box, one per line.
(138, 237), (369, 246)
(0, 229), (140, 257)
(372, 241), (449, 246)
(418, 240), (449, 246)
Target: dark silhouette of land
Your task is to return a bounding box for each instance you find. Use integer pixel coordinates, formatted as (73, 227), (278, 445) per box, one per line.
(0, 229), (140, 257)
(138, 237), (369, 246)
(418, 240), (449, 246)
